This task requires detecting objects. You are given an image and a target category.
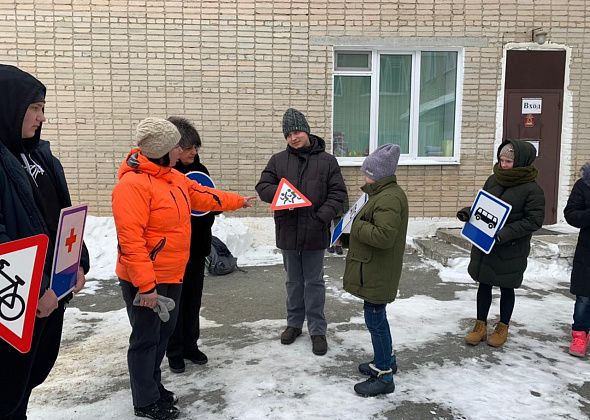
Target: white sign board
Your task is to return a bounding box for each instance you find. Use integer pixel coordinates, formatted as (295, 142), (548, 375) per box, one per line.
(461, 190), (512, 254)
(521, 98), (542, 114)
(330, 193), (369, 245)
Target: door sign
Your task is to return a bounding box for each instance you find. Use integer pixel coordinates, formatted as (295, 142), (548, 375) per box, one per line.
(330, 193), (369, 246)
(50, 204), (88, 300)
(523, 114), (536, 128)
(521, 98), (542, 114)
(0, 234), (48, 353)
(461, 190), (512, 254)
(186, 171), (216, 217)
(271, 178), (312, 211)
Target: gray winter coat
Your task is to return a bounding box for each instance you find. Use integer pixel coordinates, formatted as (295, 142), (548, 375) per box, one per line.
(255, 135), (347, 250)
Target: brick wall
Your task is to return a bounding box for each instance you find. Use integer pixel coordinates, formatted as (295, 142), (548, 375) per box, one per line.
(1, 0), (588, 218)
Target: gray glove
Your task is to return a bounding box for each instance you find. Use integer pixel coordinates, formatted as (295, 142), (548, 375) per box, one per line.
(133, 294), (176, 322)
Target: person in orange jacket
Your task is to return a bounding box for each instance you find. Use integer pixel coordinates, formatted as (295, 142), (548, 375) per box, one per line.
(112, 117), (255, 420)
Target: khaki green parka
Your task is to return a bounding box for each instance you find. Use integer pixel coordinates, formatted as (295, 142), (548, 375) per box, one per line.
(343, 175), (408, 304)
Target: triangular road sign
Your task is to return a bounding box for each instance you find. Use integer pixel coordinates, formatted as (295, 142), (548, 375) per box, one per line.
(0, 234), (48, 353)
(271, 178), (312, 210)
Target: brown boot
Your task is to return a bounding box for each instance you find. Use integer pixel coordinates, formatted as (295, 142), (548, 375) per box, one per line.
(464, 320), (487, 345)
(487, 322), (509, 347)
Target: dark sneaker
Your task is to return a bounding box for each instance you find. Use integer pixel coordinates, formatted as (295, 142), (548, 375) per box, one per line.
(168, 356), (185, 374)
(335, 245), (343, 255)
(359, 355), (398, 376)
(354, 376), (395, 397)
(158, 384), (178, 406)
(184, 347), (208, 365)
(280, 326), (302, 345)
(311, 335), (328, 356)
(134, 400), (179, 419)
(327, 246), (335, 253)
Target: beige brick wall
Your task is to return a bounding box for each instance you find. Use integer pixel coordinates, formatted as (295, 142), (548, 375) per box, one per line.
(1, 0), (588, 217)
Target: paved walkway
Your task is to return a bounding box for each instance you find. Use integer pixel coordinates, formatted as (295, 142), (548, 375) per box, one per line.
(28, 248), (589, 420)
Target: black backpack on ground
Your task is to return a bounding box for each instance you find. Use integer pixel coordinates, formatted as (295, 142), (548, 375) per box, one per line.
(206, 236), (243, 275)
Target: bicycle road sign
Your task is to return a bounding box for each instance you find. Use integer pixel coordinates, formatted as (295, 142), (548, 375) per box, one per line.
(0, 234), (48, 353)
(271, 178), (312, 211)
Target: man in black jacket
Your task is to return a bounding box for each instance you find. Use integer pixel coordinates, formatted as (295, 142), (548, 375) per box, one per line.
(165, 116), (212, 373)
(0, 64), (89, 418)
(256, 108), (347, 356)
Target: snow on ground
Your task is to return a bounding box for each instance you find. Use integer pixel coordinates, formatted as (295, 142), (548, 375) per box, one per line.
(27, 216), (589, 419)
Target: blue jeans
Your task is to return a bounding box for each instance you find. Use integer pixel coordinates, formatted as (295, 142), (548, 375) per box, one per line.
(364, 301), (392, 372)
(573, 295), (590, 333)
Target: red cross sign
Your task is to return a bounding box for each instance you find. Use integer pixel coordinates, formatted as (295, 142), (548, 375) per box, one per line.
(65, 228), (77, 253)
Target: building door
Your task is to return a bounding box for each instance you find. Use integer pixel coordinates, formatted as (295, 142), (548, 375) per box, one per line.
(503, 50), (566, 225)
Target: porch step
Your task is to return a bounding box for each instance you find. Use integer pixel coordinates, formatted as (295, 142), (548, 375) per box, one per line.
(413, 237), (469, 266)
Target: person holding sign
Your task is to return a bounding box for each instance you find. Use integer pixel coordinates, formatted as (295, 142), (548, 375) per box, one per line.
(342, 144), (408, 397)
(563, 161), (590, 357)
(0, 65), (90, 418)
(112, 117), (255, 420)
(164, 116), (215, 373)
(458, 140), (544, 348)
(255, 108), (347, 356)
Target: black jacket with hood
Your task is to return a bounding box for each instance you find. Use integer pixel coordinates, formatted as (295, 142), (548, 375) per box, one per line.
(255, 134), (347, 250)
(564, 162), (590, 297)
(465, 139), (545, 288)
(0, 64), (90, 296)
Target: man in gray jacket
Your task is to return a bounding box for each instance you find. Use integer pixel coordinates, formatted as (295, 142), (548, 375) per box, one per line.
(256, 108), (347, 355)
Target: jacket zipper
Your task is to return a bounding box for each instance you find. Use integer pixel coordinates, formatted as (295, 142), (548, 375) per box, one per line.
(360, 262), (364, 286)
(149, 238), (166, 261)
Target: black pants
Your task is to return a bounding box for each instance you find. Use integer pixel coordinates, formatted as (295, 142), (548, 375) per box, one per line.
(476, 283), (516, 325)
(120, 280), (182, 408)
(0, 302), (65, 420)
(166, 257), (206, 359)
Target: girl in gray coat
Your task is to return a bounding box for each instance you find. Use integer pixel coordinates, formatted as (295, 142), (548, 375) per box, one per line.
(458, 140), (544, 348)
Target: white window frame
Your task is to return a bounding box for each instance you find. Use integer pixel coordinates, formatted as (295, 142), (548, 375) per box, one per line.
(332, 47), (464, 166)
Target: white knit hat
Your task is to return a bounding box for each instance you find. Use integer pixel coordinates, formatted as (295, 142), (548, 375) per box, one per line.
(135, 117), (181, 159)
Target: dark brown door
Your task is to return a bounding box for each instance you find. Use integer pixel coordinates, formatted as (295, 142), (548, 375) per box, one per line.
(503, 51), (566, 225)
(503, 90), (562, 224)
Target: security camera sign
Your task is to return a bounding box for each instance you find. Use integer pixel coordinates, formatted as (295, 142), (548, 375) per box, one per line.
(461, 190), (512, 254)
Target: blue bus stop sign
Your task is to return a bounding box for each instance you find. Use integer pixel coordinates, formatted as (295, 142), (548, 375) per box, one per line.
(461, 189), (512, 254)
(186, 171), (216, 217)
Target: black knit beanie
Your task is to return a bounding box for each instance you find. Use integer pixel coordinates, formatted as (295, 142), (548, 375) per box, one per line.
(282, 108), (310, 138)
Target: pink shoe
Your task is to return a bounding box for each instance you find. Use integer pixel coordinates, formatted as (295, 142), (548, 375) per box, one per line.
(569, 330), (589, 357)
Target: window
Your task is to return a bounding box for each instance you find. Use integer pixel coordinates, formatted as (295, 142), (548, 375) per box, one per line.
(332, 49), (463, 164)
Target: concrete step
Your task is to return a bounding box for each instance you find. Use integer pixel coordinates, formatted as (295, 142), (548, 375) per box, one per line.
(414, 237), (470, 266)
(435, 228), (471, 250)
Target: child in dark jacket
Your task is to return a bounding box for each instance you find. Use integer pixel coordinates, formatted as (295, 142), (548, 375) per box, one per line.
(564, 161), (590, 357)
(342, 144), (408, 397)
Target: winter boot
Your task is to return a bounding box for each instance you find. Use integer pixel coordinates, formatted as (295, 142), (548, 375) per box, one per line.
(311, 335), (328, 356)
(569, 330), (589, 357)
(168, 357), (185, 374)
(158, 384), (178, 406)
(359, 354), (398, 376)
(464, 320), (487, 345)
(184, 347), (208, 365)
(280, 326), (302, 344)
(134, 400), (179, 420)
(487, 322), (509, 347)
(354, 364), (395, 397)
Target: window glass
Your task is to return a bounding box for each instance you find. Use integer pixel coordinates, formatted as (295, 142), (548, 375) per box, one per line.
(417, 51), (458, 157)
(378, 54), (412, 154)
(333, 76), (371, 157)
(335, 52), (371, 70)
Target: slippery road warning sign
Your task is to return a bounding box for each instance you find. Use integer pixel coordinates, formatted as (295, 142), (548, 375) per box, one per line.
(0, 234), (48, 353)
(271, 178), (312, 211)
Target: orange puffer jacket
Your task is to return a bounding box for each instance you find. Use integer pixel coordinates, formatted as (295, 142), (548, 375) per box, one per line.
(112, 149), (245, 292)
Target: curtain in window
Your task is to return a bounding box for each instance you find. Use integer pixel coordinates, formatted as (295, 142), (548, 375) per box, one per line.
(378, 55), (412, 153)
(333, 75), (371, 157)
(418, 52), (458, 157)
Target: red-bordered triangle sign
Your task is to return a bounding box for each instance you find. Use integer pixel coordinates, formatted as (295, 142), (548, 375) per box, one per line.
(271, 178), (312, 210)
(0, 234), (48, 353)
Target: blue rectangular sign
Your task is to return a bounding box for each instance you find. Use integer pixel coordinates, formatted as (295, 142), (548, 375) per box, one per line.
(461, 190), (512, 254)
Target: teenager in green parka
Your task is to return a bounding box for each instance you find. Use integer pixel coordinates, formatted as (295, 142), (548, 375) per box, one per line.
(343, 144), (408, 397)
(458, 140), (545, 348)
